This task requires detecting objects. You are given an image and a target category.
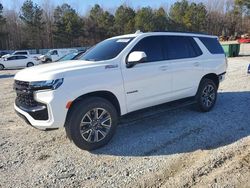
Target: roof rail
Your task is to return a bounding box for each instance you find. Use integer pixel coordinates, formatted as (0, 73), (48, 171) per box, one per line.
(153, 30), (209, 35)
(135, 30), (143, 34)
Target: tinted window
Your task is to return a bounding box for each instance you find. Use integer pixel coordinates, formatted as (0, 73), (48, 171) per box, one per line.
(15, 52), (28, 55)
(131, 36), (164, 62)
(7, 56), (17, 60)
(73, 51), (86, 60)
(58, 53), (77, 62)
(163, 36), (202, 60)
(188, 37), (203, 56)
(16, 56), (27, 59)
(51, 50), (58, 55)
(199, 37), (224, 54)
(81, 38), (134, 61)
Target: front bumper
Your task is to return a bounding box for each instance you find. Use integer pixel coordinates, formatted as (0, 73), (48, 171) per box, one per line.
(14, 90), (68, 130)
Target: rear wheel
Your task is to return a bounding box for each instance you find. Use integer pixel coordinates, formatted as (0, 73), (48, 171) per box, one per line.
(0, 64), (4, 70)
(65, 97), (118, 150)
(196, 78), (217, 112)
(27, 62), (34, 67)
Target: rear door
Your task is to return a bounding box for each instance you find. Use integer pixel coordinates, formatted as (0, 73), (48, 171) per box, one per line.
(122, 36), (173, 112)
(163, 36), (204, 99)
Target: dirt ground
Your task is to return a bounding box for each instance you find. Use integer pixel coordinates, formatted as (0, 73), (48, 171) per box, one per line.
(0, 57), (250, 188)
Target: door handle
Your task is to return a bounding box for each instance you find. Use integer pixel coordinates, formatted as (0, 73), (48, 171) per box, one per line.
(159, 65), (168, 71)
(193, 62), (200, 67)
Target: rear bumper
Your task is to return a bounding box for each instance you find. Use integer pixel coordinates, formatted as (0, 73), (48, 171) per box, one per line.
(218, 72), (226, 82)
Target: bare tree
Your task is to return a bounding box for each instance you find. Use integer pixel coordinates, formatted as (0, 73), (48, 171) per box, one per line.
(41, 0), (55, 48)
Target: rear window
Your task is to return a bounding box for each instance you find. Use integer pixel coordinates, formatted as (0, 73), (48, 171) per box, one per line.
(199, 37), (224, 54)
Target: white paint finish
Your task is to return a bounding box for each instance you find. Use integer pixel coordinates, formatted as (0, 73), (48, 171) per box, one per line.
(121, 60), (173, 112)
(14, 32), (227, 129)
(127, 51), (147, 63)
(0, 55), (39, 69)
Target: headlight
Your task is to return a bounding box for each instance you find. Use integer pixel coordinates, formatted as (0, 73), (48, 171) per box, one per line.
(29, 78), (64, 91)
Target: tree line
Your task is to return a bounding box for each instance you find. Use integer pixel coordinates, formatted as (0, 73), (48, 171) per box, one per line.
(0, 0), (249, 50)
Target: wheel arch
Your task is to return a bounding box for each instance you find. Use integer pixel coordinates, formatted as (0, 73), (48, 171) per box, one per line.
(65, 90), (121, 125)
(200, 73), (219, 89)
(0, 63), (5, 69)
(27, 62), (34, 66)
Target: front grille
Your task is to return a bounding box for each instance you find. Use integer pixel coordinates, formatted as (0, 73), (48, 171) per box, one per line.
(14, 80), (38, 107)
(14, 80), (49, 120)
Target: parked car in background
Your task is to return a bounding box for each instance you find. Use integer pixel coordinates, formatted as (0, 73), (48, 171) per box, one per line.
(0, 51), (9, 58)
(39, 49), (78, 63)
(56, 51), (86, 62)
(1, 50), (41, 60)
(0, 55), (39, 70)
(14, 31), (227, 150)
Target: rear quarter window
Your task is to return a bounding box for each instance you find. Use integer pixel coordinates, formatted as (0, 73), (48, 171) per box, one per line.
(199, 37), (224, 54)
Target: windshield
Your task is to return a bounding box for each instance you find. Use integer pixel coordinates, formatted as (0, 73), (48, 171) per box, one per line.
(45, 50), (52, 56)
(57, 53), (77, 62)
(80, 37), (134, 61)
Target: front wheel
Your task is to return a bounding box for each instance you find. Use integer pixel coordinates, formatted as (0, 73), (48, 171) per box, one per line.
(0, 64), (4, 70)
(27, 62), (34, 67)
(65, 97), (118, 150)
(45, 59), (52, 63)
(196, 78), (218, 112)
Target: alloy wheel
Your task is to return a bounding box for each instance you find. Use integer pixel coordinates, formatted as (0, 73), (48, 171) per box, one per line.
(201, 84), (215, 108)
(79, 108), (112, 143)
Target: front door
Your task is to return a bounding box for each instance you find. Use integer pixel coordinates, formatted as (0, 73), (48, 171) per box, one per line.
(121, 36), (173, 113)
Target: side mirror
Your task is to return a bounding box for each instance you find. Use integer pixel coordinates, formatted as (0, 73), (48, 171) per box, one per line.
(126, 51), (147, 68)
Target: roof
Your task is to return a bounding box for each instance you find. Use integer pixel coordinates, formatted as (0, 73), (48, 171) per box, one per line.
(112, 31), (217, 39)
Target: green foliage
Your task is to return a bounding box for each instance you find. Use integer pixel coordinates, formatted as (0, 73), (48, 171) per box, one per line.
(235, 0), (250, 15)
(20, 0), (44, 29)
(54, 3), (82, 47)
(0, 3), (6, 25)
(154, 7), (168, 31)
(135, 7), (155, 32)
(85, 4), (115, 43)
(169, 0), (207, 32)
(0, 3), (6, 49)
(115, 5), (135, 34)
(20, 0), (44, 48)
(1, 1), (250, 50)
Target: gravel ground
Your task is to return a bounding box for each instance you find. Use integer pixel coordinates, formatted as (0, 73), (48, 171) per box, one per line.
(0, 57), (250, 188)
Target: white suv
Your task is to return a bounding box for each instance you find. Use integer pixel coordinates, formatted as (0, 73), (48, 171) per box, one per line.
(14, 32), (227, 150)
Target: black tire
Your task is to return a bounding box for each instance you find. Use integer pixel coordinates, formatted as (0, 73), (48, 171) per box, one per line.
(45, 59), (52, 63)
(27, 62), (34, 67)
(65, 97), (118, 150)
(0, 64), (4, 70)
(196, 78), (218, 112)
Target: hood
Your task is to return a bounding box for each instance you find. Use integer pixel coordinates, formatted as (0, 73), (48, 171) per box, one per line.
(1, 54), (10, 58)
(14, 60), (107, 82)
